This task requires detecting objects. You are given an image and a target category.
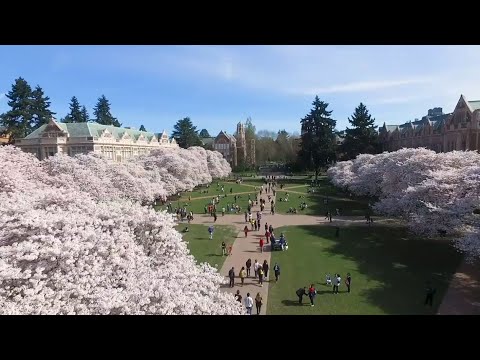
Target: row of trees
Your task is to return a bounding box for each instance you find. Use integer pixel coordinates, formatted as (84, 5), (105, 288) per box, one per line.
(0, 77), (149, 144)
(0, 145), (240, 314)
(327, 148), (480, 260)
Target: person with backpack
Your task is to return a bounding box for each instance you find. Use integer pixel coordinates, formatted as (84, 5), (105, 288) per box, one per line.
(228, 267), (235, 288)
(296, 287), (308, 304)
(255, 293), (263, 315)
(221, 241), (226, 256)
(240, 267), (247, 286)
(308, 284), (317, 306)
(274, 263), (280, 282)
(246, 258), (252, 277)
(258, 267), (264, 286)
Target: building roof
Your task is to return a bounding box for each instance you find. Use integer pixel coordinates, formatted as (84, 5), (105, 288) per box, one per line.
(24, 121), (159, 142)
(468, 100), (480, 111)
(216, 130), (236, 143)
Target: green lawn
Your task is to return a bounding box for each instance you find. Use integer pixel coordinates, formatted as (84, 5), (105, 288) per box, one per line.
(275, 191), (370, 216)
(176, 224), (237, 269)
(267, 225), (461, 315)
(179, 182), (255, 200)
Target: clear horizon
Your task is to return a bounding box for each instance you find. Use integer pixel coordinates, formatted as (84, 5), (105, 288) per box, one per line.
(1, 45), (479, 136)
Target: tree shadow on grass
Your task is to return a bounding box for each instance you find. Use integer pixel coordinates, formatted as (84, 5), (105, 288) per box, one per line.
(298, 224), (463, 315)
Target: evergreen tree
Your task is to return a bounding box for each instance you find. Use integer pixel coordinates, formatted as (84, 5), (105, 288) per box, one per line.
(341, 103), (379, 160)
(199, 129), (211, 138)
(0, 77), (34, 142)
(80, 106), (90, 123)
(139, 124), (147, 132)
(299, 96), (336, 181)
(63, 96), (83, 123)
(93, 95), (121, 127)
(30, 85), (55, 130)
(171, 117), (202, 148)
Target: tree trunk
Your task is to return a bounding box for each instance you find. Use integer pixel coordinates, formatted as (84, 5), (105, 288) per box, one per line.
(315, 168), (319, 183)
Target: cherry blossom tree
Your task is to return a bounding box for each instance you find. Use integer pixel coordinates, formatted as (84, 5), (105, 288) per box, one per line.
(0, 145), (241, 314)
(328, 147), (480, 261)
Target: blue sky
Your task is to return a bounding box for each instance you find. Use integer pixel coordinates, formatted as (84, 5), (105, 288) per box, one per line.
(1, 45), (479, 136)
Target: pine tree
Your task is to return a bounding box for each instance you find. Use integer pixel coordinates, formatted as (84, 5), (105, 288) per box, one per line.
(299, 96), (336, 181)
(80, 106), (90, 123)
(171, 117), (202, 148)
(139, 124), (147, 132)
(341, 103), (379, 160)
(93, 95), (121, 127)
(30, 85), (55, 130)
(0, 77), (34, 142)
(63, 96), (83, 123)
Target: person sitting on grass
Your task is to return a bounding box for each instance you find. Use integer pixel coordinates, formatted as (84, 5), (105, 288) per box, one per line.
(183, 226), (189, 233)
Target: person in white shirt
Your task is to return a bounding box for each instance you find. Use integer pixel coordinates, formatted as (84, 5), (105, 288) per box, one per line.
(333, 274), (341, 294)
(244, 293), (254, 315)
(254, 260), (260, 278)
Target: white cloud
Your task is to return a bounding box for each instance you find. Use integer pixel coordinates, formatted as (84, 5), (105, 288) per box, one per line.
(287, 78), (432, 96)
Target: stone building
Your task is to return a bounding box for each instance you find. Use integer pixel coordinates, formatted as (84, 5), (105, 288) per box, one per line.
(379, 95), (480, 153)
(14, 119), (177, 161)
(213, 121), (256, 168)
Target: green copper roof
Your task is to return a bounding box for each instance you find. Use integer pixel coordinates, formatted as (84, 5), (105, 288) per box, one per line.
(24, 121), (158, 141)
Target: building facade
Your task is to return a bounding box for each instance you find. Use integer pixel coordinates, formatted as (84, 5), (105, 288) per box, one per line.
(213, 121), (256, 168)
(14, 119), (177, 161)
(379, 95), (480, 153)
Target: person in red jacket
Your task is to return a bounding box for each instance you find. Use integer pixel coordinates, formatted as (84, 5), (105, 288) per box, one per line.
(259, 237), (264, 253)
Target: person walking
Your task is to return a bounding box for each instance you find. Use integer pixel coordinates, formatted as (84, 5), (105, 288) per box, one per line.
(254, 219), (258, 231)
(245, 293), (253, 315)
(308, 284), (317, 306)
(228, 267), (235, 288)
(258, 267), (264, 286)
(262, 260), (269, 279)
(259, 237), (264, 253)
(296, 287), (308, 304)
(235, 290), (242, 303)
(333, 274), (341, 294)
(221, 241), (227, 256)
(246, 258), (252, 277)
(274, 263), (280, 282)
(208, 225), (214, 240)
(265, 223), (268, 232)
(254, 259), (260, 278)
(265, 230), (270, 244)
(244, 225), (249, 238)
(240, 267), (247, 286)
(425, 282), (436, 307)
(255, 293), (263, 315)
(245, 211), (248, 223)
(346, 273), (352, 293)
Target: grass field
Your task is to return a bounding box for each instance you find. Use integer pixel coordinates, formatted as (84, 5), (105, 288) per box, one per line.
(179, 182), (255, 200)
(176, 224), (237, 269)
(267, 225), (461, 315)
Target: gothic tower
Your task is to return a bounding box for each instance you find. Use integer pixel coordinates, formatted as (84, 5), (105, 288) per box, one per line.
(236, 122), (247, 166)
